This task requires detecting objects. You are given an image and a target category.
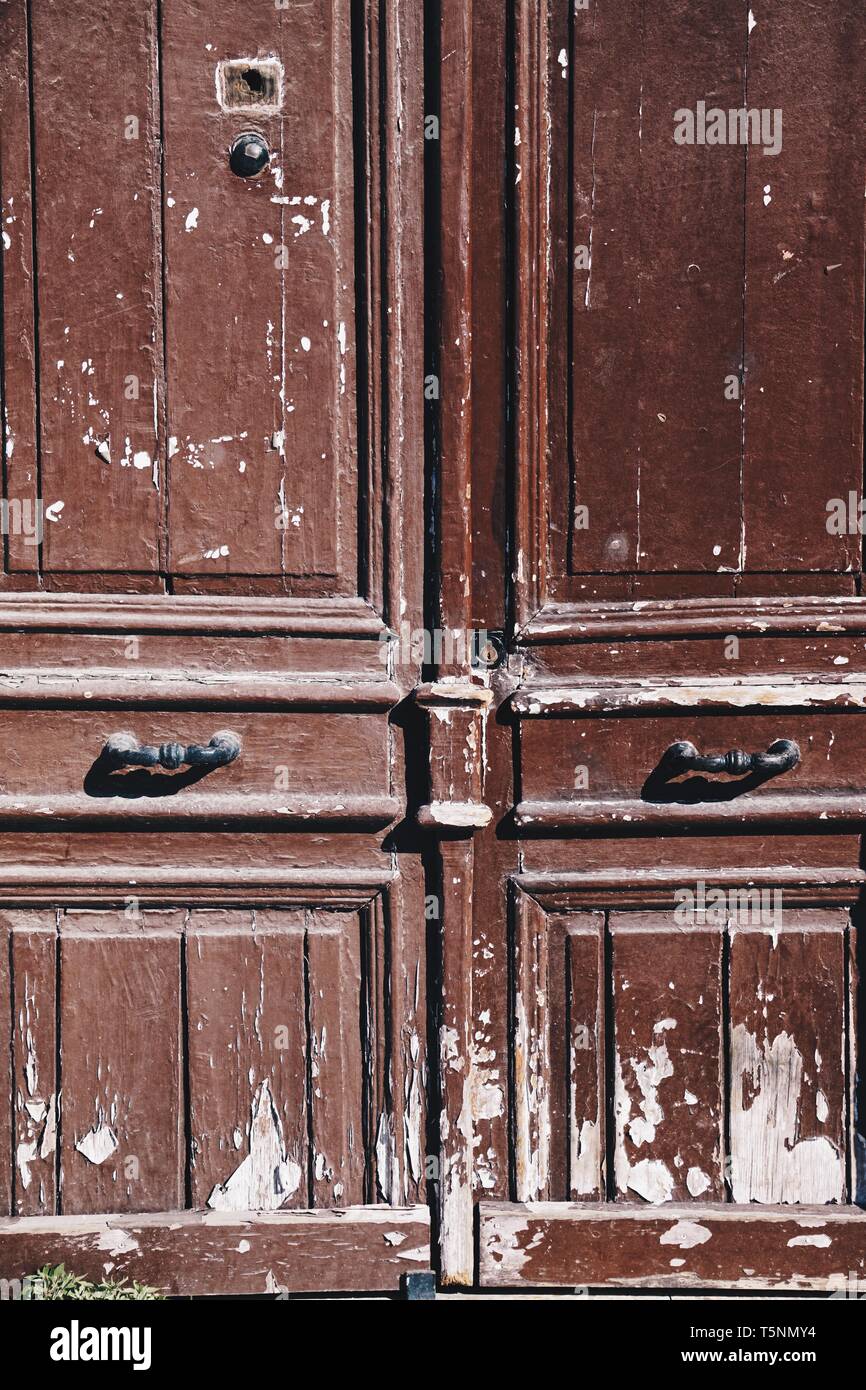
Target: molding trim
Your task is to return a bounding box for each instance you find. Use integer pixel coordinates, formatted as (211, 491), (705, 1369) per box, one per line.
(512, 677), (866, 716)
(520, 596), (866, 645)
(0, 865), (395, 906)
(515, 867), (866, 911)
(514, 794), (866, 835)
(0, 595), (388, 636)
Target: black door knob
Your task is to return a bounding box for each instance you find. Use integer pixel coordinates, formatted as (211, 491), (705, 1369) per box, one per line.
(229, 132), (270, 177)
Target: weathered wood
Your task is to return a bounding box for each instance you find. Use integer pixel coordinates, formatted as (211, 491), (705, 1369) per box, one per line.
(728, 913), (850, 1204)
(0, 1206), (430, 1294)
(480, 1202), (866, 1290)
(8, 912), (57, 1216)
(186, 910), (309, 1211)
(513, 897), (605, 1202)
(30, 0), (164, 576)
(515, 795), (866, 833)
(742, 0), (865, 572)
(306, 911), (367, 1206)
(162, 0), (353, 584)
(58, 909), (185, 1214)
(610, 916), (724, 1204)
(0, 0), (40, 577)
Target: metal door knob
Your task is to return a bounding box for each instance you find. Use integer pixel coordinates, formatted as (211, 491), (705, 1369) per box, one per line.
(229, 132), (270, 177)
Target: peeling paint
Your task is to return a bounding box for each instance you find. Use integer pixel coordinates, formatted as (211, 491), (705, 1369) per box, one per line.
(730, 1025), (844, 1203)
(207, 1080), (302, 1211)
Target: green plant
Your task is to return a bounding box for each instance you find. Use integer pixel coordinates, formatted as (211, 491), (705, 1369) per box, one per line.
(24, 1263), (165, 1301)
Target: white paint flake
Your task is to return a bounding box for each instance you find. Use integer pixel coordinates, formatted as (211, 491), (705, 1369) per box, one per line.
(185, 207), (199, 232)
(75, 1123), (119, 1166)
(686, 1166), (712, 1197)
(660, 1220), (712, 1249)
(207, 1080), (302, 1210)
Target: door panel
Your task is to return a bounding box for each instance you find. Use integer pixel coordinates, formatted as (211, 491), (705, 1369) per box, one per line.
(3, 0), (406, 598)
(162, 0), (356, 583)
(496, 885), (865, 1287)
(517, 0), (865, 611)
(472, 0), (866, 1293)
(30, 0), (164, 577)
(0, 0), (426, 1297)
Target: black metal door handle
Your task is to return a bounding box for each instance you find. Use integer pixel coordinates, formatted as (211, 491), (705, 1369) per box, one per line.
(658, 739), (800, 778)
(103, 730), (241, 771)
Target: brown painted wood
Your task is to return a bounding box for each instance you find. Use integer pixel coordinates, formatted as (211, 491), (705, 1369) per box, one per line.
(515, 0), (866, 615)
(1, 0), (865, 1299)
(306, 910), (367, 1207)
(480, 1202), (866, 1291)
(8, 911), (57, 1216)
(162, 0), (354, 584)
(30, 0), (164, 576)
(58, 909), (185, 1215)
(742, 0), (865, 572)
(513, 897), (605, 1202)
(186, 909), (309, 1211)
(728, 912), (850, 1204)
(0, 1206), (430, 1294)
(0, 0), (40, 577)
(609, 915), (724, 1204)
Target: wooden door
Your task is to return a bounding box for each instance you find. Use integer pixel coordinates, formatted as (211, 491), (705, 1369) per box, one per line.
(0, 0), (430, 1295)
(2, 0), (865, 1299)
(459, 0), (866, 1292)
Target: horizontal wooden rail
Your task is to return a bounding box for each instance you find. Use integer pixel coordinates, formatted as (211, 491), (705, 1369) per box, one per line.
(0, 1206), (431, 1295)
(480, 1202), (866, 1290)
(514, 794), (866, 833)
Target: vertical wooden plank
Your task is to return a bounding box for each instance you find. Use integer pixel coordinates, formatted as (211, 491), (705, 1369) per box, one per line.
(469, 0), (507, 623)
(566, 918), (605, 1200)
(743, 2), (865, 571)
(729, 912), (848, 1204)
(307, 909), (366, 1207)
(162, 0), (355, 583)
(513, 901), (605, 1202)
(610, 915), (724, 1204)
(0, 911), (11, 1213)
(0, 0), (40, 574)
(568, 0), (744, 576)
(436, 0), (474, 654)
(9, 912), (56, 1215)
(59, 910), (184, 1214)
(513, 891), (550, 1200)
(187, 908), (308, 1211)
(31, 0), (164, 575)
(567, 0), (642, 574)
(437, 836), (475, 1283)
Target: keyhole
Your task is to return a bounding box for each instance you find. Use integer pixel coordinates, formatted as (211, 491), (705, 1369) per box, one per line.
(242, 68), (264, 94)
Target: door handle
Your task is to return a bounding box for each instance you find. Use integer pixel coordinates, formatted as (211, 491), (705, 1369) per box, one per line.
(102, 730), (242, 771)
(658, 739), (800, 778)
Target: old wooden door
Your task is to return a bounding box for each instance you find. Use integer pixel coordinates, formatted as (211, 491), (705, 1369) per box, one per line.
(462, 0), (866, 1291)
(2, 0), (866, 1299)
(0, 0), (430, 1294)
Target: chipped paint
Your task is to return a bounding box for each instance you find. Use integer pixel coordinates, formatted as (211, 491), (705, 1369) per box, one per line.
(207, 1080), (302, 1210)
(659, 1220), (712, 1249)
(614, 1019), (677, 1203)
(730, 1025), (844, 1203)
(75, 1123), (119, 1166)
